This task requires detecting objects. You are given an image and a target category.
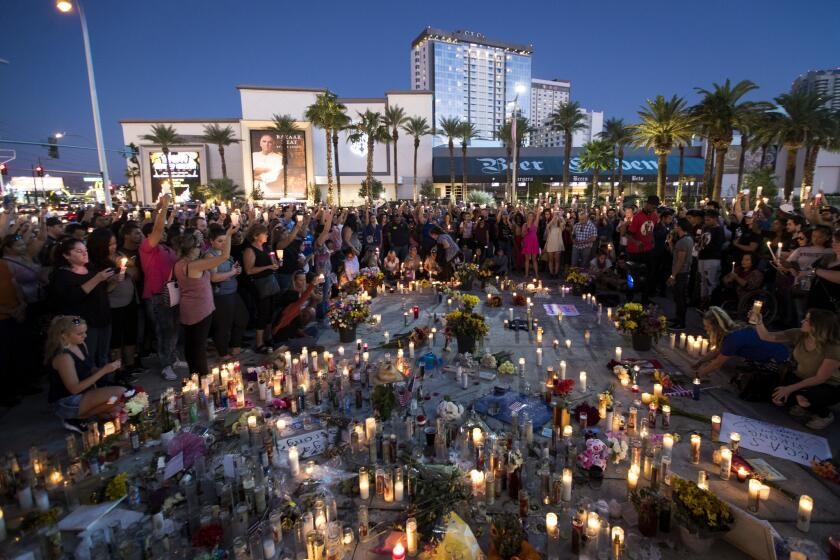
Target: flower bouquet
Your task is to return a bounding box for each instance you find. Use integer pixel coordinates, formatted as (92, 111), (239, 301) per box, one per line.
(444, 295), (488, 354)
(605, 432), (629, 464)
(670, 476), (734, 538)
(359, 267), (384, 296)
(565, 268), (590, 294)
(327, 296), (371, 342)
(577, 438), (609, 483)
(454, 263), (480, 290)
(553, 378), (575, 399)
(497, 361), (515, 375)
(615, 303), (668, 350)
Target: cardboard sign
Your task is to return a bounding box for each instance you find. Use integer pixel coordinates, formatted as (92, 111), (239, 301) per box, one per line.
(720, 413), (831, 466)
(275, 428), (335, 460)
(544, 304), (579, 317)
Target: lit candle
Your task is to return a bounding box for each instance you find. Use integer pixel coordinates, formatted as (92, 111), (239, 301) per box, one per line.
(337, 346), (345, 358)
(119, 256), (128, 275)
(641, 392), (652, 405)
(579, 371), (587, 392)
(777, 242), (782, 259)
(288, 446), (300, 477)
(359, 467), (370, 499)
(729, 432), (741, 454)
(711, 415), (721, 442)
(679, 332), (687, 349)
(553, 339), (559, 350)
(276, 418), (286, 433)
(472, 427), (483, 447)
(562, 468), (573, 501)
(760, 484), (770, 501)
(0, 507), (6, 542)
(697, 470), (709, 490)
(276, 249), (284, 261)
(662, 434), (674, 458)
(693, 377), (701, 400)
(392, 542), (406, 560)
(797, 495), (813, 532)
(584, 330), (590, 345)
(563, 425), (573, 439)
(365, 417), (376, 442)
(669, 333), (676, 349)
(536, 348), (543, 366)
(690, 433), (702, 464)
(559, 360), (567, 380)
(546, 512), (558, 537)
(565, 339), (572, 350)
(607, 307), (613, 320)
(736, 466), (749, 482)
(470, 469), (485, 498)
(720, 447), (732, 480)
(701, 339), (709, 354)
(748, 478), (762, 512)
(611, 526), (624, 558)
(395, 477), (404, 502)
(615, 346), (622, 362)
(536, 327), (543, 345)
(408, 341), (415, 358)
(508, 307), (514, 321)
(661, 405), (671, 428)
(653, 383), (663, 398)
(247, 415), (257, 430)
(406, 518), (417, 555)
(627, 466), (639, 494)
(518, 357), (526, 375)
(102, 421), (116, 437)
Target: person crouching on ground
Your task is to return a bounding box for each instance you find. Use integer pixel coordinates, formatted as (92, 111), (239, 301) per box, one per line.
(46, 315), (124, 433)
(272, 270), (324, 352)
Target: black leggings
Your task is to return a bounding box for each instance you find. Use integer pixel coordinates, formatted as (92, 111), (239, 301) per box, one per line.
(183, 314), (213, 376)
(212, 293), (248, 356)
(783, 371), (840, 417)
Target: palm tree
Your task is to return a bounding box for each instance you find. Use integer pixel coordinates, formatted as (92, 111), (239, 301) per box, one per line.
(549, 101), (588, 201)
(402, 116), (432, 202)
(458, 121), (479, 200)
(692, 79), (765, 200)
(753, 111), (781, 170)
(578, 139), (615, 203)
(383, 105), (408, 199)
(774, 91), (827, 200)
(268, 114), (299, 198)
(331, 110), (351, 205)
(347, 110), (389, 204)
(438, 117), (462, 198)
(201, 123), (239, 179)
(141, 124), (184, 192)
(206, 178), (245, 203)
(497, 117), (532, 201)
(630, 95), (694, 201)
(801, 109), (839, 192)
(124, 166), (139, 203)
(733, 105), (772, 191)
(306, 92), (346, 204)
(599, 117), (631, 198)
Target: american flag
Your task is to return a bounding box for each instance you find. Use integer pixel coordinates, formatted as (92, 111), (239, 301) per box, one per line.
(398, 374), (415, 407)
(665, 384), (720, 398)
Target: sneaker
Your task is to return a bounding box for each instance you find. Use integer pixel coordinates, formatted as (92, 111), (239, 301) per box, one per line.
(161, 366), (177, 381)
(63, 418), (89, 433)
(173, 360), (188, 369)
(806, 412), (834, 430)
(789, 405), (809, 417)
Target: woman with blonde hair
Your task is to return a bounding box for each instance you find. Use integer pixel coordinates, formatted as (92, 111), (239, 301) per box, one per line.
(544, 212), (565, 278)
(692, 307), (789, 386)
(753, 307), (840, 429)
(45, 316), (124, 433)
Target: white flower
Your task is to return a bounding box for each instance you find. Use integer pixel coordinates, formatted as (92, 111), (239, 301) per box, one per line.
(124, 392), (149, 417)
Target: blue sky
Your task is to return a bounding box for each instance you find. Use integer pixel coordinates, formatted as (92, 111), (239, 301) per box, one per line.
(1, 0), (837, 186)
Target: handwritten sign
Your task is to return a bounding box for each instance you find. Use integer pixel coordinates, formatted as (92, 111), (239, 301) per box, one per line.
(275, 428), (336, 460)
(720, 413), (831, 466)
(544, 304), (579, 317)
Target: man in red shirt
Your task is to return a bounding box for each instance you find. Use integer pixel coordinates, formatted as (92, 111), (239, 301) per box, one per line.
(626, 195), (660, 303)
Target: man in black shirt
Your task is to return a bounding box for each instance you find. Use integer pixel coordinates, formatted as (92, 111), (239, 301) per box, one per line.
(386, 214), (411, 261)
(697, 209), (724, 308)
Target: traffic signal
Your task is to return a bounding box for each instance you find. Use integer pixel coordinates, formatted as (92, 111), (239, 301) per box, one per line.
(35, 165), (45, 177)
(0, 163), (7, 176)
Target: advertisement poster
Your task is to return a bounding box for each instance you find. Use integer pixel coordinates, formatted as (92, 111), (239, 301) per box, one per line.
(249, 129), (307, 199)
(149, 151), (201, 200)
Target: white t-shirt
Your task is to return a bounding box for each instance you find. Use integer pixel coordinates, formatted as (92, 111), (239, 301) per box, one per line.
(252, 151), (284, 184)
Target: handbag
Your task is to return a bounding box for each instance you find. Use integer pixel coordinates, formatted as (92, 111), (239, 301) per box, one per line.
(253, 273), (281, 299)
(161, 267), (180, 308)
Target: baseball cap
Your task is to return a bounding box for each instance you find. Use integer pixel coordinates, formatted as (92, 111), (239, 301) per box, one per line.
(46, 217), (62, 227)
(646, 195), (661, 206)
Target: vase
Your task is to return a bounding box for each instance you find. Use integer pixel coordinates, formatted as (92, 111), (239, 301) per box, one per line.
(637, 501), (659, 537)
(632, 332), (653, 351)
(367, 287), (378, 299)
(456, 334), (477, 355)
(678, 526), (714, 554)
(339, 326), (357, 343)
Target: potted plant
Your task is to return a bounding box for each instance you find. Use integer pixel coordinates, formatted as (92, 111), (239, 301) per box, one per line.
(615, 303), (667, 351)
(327, 296), (371, 343)
(670, 476), (734, 553)
(359, 267), (384, 298)
(565, 268), (590, 295)
(489, 512), (527, 560)
(444, 294), (488, 355)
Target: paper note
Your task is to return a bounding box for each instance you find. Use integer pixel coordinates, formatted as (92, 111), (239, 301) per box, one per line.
(163, 452), (183, 481)
(720, 413), (831, 466)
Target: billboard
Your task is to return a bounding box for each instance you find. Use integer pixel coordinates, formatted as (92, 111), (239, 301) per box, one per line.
(149, 151), (201, 199)
(249, 130), (307, 198)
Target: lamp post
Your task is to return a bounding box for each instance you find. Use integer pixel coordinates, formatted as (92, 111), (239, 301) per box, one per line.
(509, 83), (527, 204)
(56, 0), (112, 209)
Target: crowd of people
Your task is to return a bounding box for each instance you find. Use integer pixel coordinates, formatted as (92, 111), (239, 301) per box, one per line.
(1, 188), (839, 431)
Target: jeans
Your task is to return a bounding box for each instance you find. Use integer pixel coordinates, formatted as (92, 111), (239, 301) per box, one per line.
(85, 325), (112, 368)
(571, 245), (592, 269)
(144, 295), (178, 370)
(280, 325), (319, 353)
(183, 314), (213, 376)
(673, 272), (690, 326)
(697, 259), (721, 300)
(212, 292), (249, 356)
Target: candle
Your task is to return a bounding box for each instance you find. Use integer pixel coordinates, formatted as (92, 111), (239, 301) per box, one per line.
(247, 415), (257, 430)
(697, 470), (709, 490)
(615, 346), (622, 362)
(662, 434), (674, 458)
(669, 333), (676, 349)
(365, 417), (376, 443)
(392, 542), (406, 560)
(0, 507), (6, 542)
(546, 512), (558, 537)
(701, 339), (709, 354)
(536, 327), (543, 345)
(408, 341), (415, 358)
(34, 487), (50, 512)
(565, 339), (572, 350)
(288, 446), (300, 477)
(797, 495), (813, 532)
(607, 307), (613, 320)
(584, 330), (590, 345)
(508, 307), (514, 321)
(627, 466), (639, 495)
(276, 249), (284, 261)
(536, 348), (543, 366)
(470, 469), (484, 498)
(711, 415), (721, 442)
(777, 242), (782, 259)
(653, 383), (663, 398)
(693, 377), (701, 400)
(563, 425), (573, 439)
(720, 447), (732, 480)
(17, 485), (33, 510)
(518, 357), (526, 375)
(359, 467), (370, 499)
(748, 478), (761, 512)
(661, 405), (671, 428)
(406, 518), (417, 555)
(579, 371), (587, 392)
(562, 468), (573, 501)
(760, 484), (770, 501)
(737, 466), (749, 482)
(679, 332), (687, 349)
(641, 392), (652, 405)
(383, 331), (390, 345)
(119, 256), (128, 275)
(395, 477), (404, 502)
(690, 434), (702, 464)
(559, 360), (567, 380)
(553, 339), (559, 350)
(730, 432), (741, 454)
(611, 526), (624, 559)
(472, 427), (483, 447)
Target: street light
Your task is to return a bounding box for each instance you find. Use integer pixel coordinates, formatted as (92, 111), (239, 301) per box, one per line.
(53, 132), (65, 139)
(56, 0), (112, 209)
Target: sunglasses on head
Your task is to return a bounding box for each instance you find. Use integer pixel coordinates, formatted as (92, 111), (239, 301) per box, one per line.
(57, 315), (82, 325)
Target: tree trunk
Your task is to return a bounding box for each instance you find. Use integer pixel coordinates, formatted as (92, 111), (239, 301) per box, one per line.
(592, 169), (599, 204)
(617, 145), (625, 198)
(282, 141), (289, 198)
(164, 149), (174, 197)
(392, 130), (399, 200)
(413, 138), (419, 202)
(325, 128), (334, 205)
(448, 141), (456, 200)
(678, 144), (685, 205)
(703, 143), (715, 198)
(802, 145), (819, 191)
(713, 144), (728, 202)
(366, 138), (374, 205)
(656, 152), (668, 200)
(759, 143), (768, 170)
(461, 144), (468, 201)
(332, 130), (342, 207)
(219, 145), (228, 179)
(783, 144), (800, 201)
(563, 132), (572, 203)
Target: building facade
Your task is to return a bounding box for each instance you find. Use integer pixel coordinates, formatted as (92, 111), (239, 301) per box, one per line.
(792, 68), (840, 110)
(410, 27), (532, 144)
(120, 87), (434, 205)
(529, 78), (570, 147)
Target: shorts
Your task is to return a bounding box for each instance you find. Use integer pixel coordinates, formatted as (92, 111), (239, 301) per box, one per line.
(52, 394), (83, 420)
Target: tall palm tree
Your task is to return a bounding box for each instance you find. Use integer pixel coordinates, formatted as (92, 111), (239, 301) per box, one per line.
(630, 95), (694, 201)
(201, 123), (239, 180)
(383, 105), (408, 199)
(306, 92), (346, 204)
(774, 91), (827, 200)
(692, 79), (765, 200)
(124, 166), (139, 203)
(269, 114), (299, 198)
(331, 110), (351, 205)
(402, 116), (432, 202)
(141, 124), (184, 193)
(347, 110), (389, 205)
(438, 117), (462, 197)
(497, 117), (532, 201)
(753, 111), (781, 170)
(578, 139), (615, 203)
(599, 117), (632, 198)
(549, 101), (588, 201)
(457, 121), (480, 200)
